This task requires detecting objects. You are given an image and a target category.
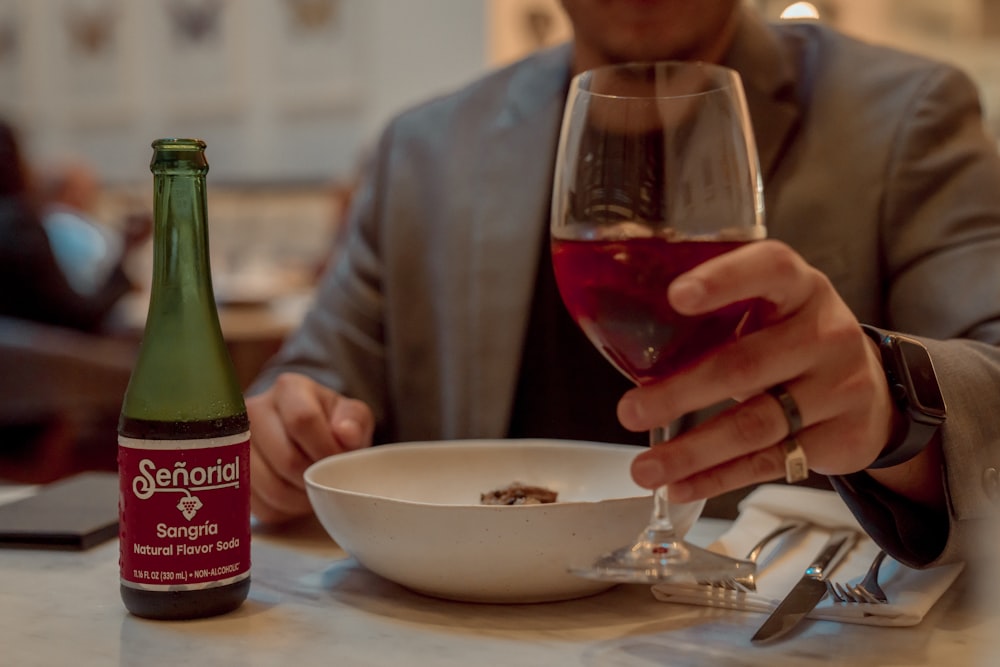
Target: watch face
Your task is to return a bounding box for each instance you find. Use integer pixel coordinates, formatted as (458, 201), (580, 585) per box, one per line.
(895, 337), (947, 419)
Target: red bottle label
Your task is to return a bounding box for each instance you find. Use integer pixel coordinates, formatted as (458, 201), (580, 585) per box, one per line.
(119, 432), (251, 591)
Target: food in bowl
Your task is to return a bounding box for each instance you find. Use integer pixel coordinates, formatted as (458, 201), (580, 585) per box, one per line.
(480, 481), (558, 505)
(304, 438), (655, 603)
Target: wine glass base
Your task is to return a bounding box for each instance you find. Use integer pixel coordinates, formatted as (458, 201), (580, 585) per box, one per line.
(569, 530), (755, 584)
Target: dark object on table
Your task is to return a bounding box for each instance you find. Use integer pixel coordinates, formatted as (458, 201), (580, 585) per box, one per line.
(0, 471), (119, 550)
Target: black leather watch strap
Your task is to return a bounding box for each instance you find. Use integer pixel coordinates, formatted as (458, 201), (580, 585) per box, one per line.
(860, 325), (946, 469)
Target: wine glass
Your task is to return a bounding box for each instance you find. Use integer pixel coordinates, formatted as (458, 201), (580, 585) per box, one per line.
(551, 61), (766, 583)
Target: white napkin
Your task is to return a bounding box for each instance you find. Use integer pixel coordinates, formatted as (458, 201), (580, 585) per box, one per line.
(651, 485), (964, 626)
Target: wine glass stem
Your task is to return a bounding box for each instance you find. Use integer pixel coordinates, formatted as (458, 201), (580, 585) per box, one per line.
(648, 426), (675, 533)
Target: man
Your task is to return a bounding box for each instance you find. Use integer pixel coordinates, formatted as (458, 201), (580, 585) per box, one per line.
(247, 1), (1000, 569)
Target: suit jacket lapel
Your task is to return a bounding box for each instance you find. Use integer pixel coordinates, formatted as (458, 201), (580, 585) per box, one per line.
(724, 9), (801, 183)
(463, 46), (572, 437)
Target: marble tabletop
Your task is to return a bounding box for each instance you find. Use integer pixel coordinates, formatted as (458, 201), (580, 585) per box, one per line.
(1, 490), (998, 667)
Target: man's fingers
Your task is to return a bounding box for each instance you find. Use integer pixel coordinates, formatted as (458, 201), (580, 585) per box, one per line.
(271, 375), (341, 462)
(250, 450), (313, 523)
(330, 397), (374, 451)
(669, 240), (821, 320)
(664, 440), (790, 503)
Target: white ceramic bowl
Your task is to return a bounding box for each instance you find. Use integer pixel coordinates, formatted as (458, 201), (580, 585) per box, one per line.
(304, 438), (654, 603)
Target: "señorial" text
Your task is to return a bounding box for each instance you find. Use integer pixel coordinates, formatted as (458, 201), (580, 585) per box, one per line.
(132, 457), (240, 499)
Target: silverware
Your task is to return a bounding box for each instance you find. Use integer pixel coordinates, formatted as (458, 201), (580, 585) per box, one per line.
(704, 518), (809, 592)
(827, 548), (889, 604)
(750, 528), (858, 643)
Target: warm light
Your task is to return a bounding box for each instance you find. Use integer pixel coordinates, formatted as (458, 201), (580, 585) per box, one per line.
(780, 2), (820, 20)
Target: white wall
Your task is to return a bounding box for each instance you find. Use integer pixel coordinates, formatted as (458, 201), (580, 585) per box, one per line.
(11, 1), (998, 187)
(1, 0), (490, 186)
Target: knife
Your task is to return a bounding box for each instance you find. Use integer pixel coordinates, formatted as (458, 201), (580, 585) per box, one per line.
(750, 528), (858, 643)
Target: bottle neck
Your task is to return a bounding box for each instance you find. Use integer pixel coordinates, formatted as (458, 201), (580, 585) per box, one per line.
(148, 172), (215, 314)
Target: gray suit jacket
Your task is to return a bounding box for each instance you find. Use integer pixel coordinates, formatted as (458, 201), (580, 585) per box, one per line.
(255, 11), (1000, 567)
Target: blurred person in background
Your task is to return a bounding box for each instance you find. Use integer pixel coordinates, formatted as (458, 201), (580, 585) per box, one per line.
(0, 120), (136, 332)
(245, 1), (1000, 572)
(36, 157), (150, 297)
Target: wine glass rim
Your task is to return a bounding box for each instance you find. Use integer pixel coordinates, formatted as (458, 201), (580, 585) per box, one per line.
(572, 60), (740, 100)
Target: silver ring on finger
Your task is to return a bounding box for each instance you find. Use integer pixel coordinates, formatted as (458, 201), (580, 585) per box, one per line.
(767, 383), (803, 437)
(782, 437), (809, 484)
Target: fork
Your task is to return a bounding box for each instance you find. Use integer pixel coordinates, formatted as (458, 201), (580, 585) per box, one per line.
(827, 548), (889, 604)
(703, 518), (809, 592)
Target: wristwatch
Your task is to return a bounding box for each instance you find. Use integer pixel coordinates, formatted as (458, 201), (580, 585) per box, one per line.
(861, 325), (947, 469)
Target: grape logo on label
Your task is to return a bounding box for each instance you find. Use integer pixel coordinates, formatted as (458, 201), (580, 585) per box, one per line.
(177, 495), (204, 520)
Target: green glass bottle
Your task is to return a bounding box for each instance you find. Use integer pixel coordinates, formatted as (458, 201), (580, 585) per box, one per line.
(118, 138), (251, 620)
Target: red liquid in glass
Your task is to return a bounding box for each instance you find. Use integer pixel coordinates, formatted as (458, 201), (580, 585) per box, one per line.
(551, 236), (756, 385)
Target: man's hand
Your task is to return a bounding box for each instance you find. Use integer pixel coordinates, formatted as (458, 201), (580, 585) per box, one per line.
(618, 240), (907, 502)
(248, 372), (374, 525)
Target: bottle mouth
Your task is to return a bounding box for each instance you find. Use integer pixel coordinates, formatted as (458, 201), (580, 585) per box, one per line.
(152, 138), (207, 150)
(150, 138), (208, 173)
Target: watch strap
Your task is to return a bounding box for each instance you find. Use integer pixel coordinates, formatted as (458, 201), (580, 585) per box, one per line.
(860, 324), (944, 469)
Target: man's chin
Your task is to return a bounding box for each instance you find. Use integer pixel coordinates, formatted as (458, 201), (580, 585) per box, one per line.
(602, 42), (694, 66)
